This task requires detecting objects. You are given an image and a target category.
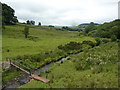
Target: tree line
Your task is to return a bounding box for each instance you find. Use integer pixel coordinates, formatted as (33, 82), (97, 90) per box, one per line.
(83, 21), (120, 40)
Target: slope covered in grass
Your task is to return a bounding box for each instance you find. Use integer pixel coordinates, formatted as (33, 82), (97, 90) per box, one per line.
(2, 25), (96, 85)
(2, 25), (95, 61)
(20, 42), (118, 88)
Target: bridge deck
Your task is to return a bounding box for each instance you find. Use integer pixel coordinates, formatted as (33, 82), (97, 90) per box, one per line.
(30, 74), (49, 83)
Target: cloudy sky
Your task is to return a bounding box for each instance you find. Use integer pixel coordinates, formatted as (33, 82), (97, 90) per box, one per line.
(1, 0), (119, 26)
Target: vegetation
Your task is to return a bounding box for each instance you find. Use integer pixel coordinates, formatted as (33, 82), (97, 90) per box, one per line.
(2, 24), (95, 85)
(2, 3), (18, 25)
(58, 42), (82, 52)
(2, 3), (119, 88)
(2, 20), (118, 88)
(26, 20), (35, 25)
(78, 23), (99, 31)
(62, 26), (82, 31)
(23, 26), (29, 38)
(86, 19), (120, 40)
(2, 68), (22, 84)
(38, 22), (41, 26)
(84, 22), (96, 33)
(20, 42), (118, 88)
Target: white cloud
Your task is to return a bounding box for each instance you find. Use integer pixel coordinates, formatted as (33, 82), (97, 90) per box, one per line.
(1, 0), (119, 26)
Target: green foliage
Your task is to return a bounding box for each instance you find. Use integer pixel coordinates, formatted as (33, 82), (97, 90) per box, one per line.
(91, 65), (103, 74)
(111, 35), (117, 41)
(62, 26), (82, 31)
(23, 26), (29, 38)
(58, 42), (82, 52)
(95, 37), (101, 46)
(82, 40), (96, 48)
(20, 42), (118, 88)
(101, 38), (110, 43)
(74, 42), (118, 71)
(2, 68), (22, 84)
(26, 20), (35, 25)
(2, 3), (18, 25)
(48, 25), (54, 27)
(84, 22), (96, 34)
(2, 24), (95, 85)
(89, 19), (120, 39)
(3, 25), (94, 62)
(75, 59), (89, 70)
(58, 40), (96, 53)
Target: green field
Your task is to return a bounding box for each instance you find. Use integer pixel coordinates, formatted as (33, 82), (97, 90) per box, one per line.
(20, 42), (118, 88)
(2, 25), (96, 85)
(3, 25), (95, 61)
(2, 24), (118, 88)
(2, 2), (119, 89)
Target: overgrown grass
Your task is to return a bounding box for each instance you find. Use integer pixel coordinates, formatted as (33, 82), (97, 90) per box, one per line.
(20, 42), (118, 88)
(2, 68), (22, 85)
(2, 25), (95, 85)
(2, 25), (95, 61)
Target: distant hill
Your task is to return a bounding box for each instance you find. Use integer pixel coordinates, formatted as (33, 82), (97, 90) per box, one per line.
(78, 23), (99, 26)
(88, 19), (120, 39)
(78, 23), (100, 30)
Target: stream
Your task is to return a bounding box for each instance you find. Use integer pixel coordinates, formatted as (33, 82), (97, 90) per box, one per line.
(2, 50), (82, 89)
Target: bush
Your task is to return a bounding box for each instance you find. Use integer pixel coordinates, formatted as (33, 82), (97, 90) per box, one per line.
(95, 38), (101, 46)
(111, 35), (117, 41)
(82, 41), (96, 48)
(30, 55), (41, 62)
(75, 59), (90, 71)
(75, 61), (86, 70)
(23, 26), (29, 38)
(16, 55), (29, 60)
(7, 49), (10, 52)
(101, 38), (110, 43)
(58, 42), (82, 52)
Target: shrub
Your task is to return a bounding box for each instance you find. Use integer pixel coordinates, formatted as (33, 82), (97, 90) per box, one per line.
(95, 37), (101, 46)
(23, 26), (29, 38)
(16, 55), (26, 60)
(58, 42), (82, 52)
(102, 38), (110, 43)
(111, 35), (117, 41)
(30, 55), (41, 62)
(75, 60), (90, 70)
(82, 41), (96, 48)
(7, 49), (10, 52)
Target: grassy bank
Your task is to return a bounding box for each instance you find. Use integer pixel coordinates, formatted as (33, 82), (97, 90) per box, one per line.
(20, 42), (118, 88)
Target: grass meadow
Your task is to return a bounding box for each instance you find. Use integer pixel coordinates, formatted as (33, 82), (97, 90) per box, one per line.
(2, 25), (95, 85)
(2, 25), (95, 61)
(2, 24), (118, 88)
(20, 42), (118, 88)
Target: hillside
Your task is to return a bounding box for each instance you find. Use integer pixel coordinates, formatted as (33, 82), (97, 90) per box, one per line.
(78, 23), (100, 30)
(2, 1), (119, 89)
(2, 24), (95, 85)
(88, 19), (120, 39)
(20, 42), (118, 88)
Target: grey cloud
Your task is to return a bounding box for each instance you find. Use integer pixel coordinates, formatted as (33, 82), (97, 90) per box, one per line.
(1, 0), (119, 26)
